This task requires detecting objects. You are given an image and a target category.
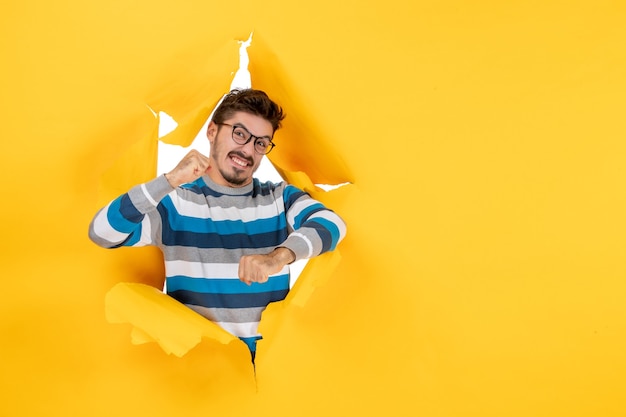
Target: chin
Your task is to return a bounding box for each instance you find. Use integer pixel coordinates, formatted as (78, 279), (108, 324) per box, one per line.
(223, 173), (250, 187)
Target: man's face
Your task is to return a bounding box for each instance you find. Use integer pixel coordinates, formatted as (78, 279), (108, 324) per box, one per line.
(205, 111), (274, 188)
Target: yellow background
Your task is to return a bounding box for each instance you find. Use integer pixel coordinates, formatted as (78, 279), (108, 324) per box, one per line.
(2, 1), (625, 416)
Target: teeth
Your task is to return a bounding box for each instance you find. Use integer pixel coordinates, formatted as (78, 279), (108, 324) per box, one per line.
(231, 156), (248, 167)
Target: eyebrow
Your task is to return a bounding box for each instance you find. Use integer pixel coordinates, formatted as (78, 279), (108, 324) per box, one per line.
(233, 122), (273, 141)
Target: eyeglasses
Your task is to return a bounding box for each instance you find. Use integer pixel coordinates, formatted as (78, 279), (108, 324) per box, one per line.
(217, 123), (275, 155)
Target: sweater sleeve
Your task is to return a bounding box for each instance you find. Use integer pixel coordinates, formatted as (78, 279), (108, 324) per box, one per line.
(278, 185), (347, 261)
(88, 175), (174, 248)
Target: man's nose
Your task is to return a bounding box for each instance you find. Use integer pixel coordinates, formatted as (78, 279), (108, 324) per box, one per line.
(241, 137), (256, 154)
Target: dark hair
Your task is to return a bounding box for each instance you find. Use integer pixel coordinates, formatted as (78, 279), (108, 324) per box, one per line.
(211, 88), (285, 132)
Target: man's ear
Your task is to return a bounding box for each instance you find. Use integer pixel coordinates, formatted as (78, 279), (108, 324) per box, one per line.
(206, 121), (217, 143)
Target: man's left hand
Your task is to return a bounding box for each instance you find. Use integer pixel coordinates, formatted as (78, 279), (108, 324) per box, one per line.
(238, 247), (296, 285)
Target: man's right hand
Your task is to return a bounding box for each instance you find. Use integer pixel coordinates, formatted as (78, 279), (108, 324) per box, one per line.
(165, 149), (211, 188)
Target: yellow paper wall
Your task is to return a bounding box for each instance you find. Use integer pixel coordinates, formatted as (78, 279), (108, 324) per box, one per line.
(2, 1), (626, 416)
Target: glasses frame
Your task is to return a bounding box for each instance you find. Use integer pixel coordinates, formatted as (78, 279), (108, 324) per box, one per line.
(217, 122), (276, 155)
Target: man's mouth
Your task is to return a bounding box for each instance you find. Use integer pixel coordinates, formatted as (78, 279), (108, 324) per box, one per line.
(229, 153), (252, 168)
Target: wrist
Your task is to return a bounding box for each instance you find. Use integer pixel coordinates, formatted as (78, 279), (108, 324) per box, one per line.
(273, 246), (296, 265)
(164, 172), (179, 188)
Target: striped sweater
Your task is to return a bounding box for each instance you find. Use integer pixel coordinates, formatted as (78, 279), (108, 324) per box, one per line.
(89, 174), (347, 354)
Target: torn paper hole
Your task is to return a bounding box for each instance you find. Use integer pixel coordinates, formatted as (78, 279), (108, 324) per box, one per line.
(108, 34), (347, 360)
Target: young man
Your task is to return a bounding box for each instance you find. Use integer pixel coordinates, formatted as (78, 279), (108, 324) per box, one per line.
(89, 89), (347, 360)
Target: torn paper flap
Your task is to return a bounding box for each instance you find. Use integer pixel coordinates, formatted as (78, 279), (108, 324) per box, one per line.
(105, 282), (237, 357)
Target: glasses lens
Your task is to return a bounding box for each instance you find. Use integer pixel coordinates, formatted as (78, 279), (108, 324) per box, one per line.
(232, 126), (249, 145)
(255, 139), (273, 154)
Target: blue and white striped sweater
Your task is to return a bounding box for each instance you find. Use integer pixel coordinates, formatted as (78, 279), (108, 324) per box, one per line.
(89, 174), (346, 354)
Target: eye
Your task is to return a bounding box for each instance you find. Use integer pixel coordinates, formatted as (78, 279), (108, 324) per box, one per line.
(255, 139), (269, 149)
(233, 128), (247, 139)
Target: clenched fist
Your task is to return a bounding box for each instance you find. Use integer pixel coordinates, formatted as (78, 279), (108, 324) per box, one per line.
(164, 149), (211, 187)
(238, 247), (296, 285)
